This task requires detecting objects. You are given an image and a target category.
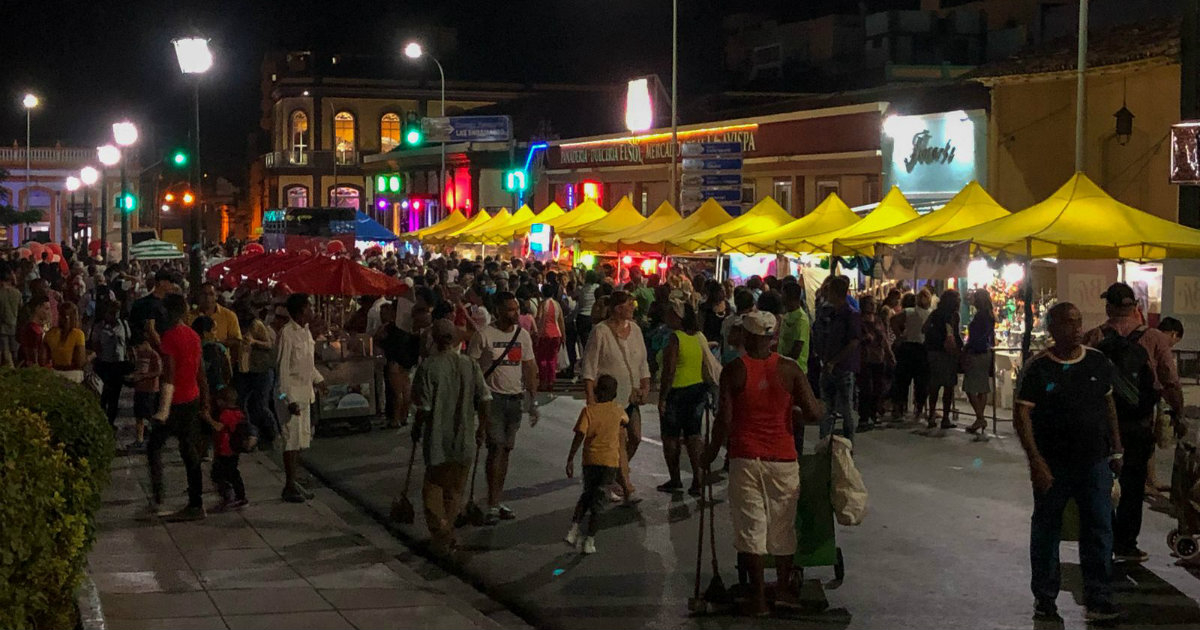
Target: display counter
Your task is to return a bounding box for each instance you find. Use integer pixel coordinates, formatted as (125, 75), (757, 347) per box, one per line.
(313, 334), (385, 428)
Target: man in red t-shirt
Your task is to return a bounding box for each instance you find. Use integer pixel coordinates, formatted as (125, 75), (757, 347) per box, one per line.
(146, 293), (211, 521)
(703, 311), (822, 616)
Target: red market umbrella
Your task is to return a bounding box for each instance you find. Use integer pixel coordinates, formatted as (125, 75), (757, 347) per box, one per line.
(206, 251), (265, 285)
(237, 252), (316, 289)
(275, 257), (407, 296)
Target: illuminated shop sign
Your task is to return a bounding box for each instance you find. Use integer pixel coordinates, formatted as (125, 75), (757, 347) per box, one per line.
(881, 109), (987, 194)
(558, 124), (758, 167)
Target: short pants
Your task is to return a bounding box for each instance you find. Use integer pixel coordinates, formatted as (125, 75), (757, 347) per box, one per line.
(487, 393), (523, 450)
(134, 391), (159, 419)
(728, 457), (801, 556)
(660, 383), (707, 439)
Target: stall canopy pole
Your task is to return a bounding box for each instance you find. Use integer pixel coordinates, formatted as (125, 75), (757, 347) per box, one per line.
(1021, 238), (1034, 362)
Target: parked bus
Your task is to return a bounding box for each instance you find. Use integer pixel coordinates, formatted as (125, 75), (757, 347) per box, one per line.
(262, 207), (356, 253)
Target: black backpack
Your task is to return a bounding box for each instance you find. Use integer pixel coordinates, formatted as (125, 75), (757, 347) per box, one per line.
(1095, 326), (1160, 424)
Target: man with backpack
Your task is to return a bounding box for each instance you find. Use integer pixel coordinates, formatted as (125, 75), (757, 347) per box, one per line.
(1084, 282), (1184, 563)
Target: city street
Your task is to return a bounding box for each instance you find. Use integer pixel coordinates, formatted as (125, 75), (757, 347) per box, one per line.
(302, 391), (1200, 630)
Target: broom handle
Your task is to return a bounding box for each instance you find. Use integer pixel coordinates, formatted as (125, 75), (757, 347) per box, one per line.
(706, 405), (720, 575)
(467, 444), (481, 502)
(401, 436), (418, 494)
(694, 465), (705, 600)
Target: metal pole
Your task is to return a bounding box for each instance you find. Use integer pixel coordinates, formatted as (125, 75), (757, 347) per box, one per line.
(1074, 0), (1088, 172)
(670, 0), (679, 211)
(120, 160), (129, 265)
(25, 109), (31, 244)
(100, 173), (109, 264)
(433, 56), (446, 219)
(195, 81), (202, 243)
(68, 190), (75, 248)
(189, 79), (203, 294)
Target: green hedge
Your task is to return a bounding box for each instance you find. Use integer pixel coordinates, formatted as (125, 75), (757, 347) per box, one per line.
(0, 368), (114, 629)
(0, 408), (93, 630)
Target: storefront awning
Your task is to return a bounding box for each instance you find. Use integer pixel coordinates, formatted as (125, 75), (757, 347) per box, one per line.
(724, 193), (860, 255)
(668, 197), (795, 254)
(448, 208), (512, 244)
(582, 201), (682, 251)
(545, 199), (607, 231)
(780, 186), (919, 255)
(406, 210), (468, 241)
(834, 181), (1009, 256)
(926, 173), (1200, 261)
(355, 212), (400, 243)
(567, 196), (647, 240)
(619, 199), (732, 254)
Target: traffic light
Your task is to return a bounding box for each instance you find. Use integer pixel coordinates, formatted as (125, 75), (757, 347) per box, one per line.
(182, 191), (195, 205)
(170, 149), (189, 167)
(164, 192), (176, 203)
(503, 170), (527, 193)
(120, 193), (137, 212)
(404, 115), (423, 147)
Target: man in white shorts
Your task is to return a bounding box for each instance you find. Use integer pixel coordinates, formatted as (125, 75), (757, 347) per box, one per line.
(277, 292), (326, 503)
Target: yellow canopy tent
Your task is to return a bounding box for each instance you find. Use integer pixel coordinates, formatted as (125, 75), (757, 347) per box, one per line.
(477, 203), (559, 245)
(446, 207), (511, 244)
(568, 196), (647, 240)
(545, 199), (607, 232)
(780, 186), (919, 255)
(583, 201), (682, 250)
(834, 181), (1010, 256)
(927, 173), (1200, 260)
(668, 197), (794, 254)
(423, 209), (493, 245)
(723, 193), (859, 255)
(619, 199), (733, 254)
(406, 210), (467, 241)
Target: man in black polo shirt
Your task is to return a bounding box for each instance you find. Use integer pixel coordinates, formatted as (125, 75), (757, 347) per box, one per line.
(130, 269), (177, 347)
(1015, 302), (1123, 623)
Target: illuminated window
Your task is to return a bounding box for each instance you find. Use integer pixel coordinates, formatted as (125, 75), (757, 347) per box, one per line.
(334, 111), (356, 163)
(285, 185), (308, 208)
(289, 110), (309, 164)
(330, 185), (361, 210)
(773, 178), (793, 213)
(380, 113), (401, 152)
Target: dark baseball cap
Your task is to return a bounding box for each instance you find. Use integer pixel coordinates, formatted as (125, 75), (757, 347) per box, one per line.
(1101, 282), (1137, 307)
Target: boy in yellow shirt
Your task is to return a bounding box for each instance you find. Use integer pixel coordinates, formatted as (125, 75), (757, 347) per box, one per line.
(565, 374), (628, 554)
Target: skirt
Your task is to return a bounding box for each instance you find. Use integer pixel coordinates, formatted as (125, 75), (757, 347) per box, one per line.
(962, 352), (992, 395)
(927, 350), (959, 389)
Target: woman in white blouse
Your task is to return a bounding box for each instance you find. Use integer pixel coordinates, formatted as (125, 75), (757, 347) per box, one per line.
(580, 290), (650, 505)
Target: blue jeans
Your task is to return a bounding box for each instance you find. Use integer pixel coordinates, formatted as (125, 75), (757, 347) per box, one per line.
(1030, 458), (1114, 608)
(819, 371), (856, 441)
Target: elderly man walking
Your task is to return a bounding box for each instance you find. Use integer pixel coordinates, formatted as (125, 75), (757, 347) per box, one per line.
(703, 311), (823, 616)
(413, 319), (491, 554)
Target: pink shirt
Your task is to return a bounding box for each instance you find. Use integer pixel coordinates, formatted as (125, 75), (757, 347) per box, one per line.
(1084, 315), (1180, 393)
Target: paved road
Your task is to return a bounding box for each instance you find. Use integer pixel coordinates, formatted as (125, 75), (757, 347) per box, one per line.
(302, 391), (1200, 630)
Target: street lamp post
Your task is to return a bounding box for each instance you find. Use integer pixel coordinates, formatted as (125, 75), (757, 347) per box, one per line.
(404, 42), (446, 217)
(113, 121), (138, 265)
(97, 145), (121, 264)
(670, 0), (679, 211)
(174, 36), (213, 292)
(22, 93), (39, 242)
(65, 176), (80, 248)
(80, 166), (98, 248)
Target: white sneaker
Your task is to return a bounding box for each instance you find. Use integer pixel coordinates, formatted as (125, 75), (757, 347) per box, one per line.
(582, 536), (597, 554)
(139, 502), (167, 520)
(565, 523), (580, 546)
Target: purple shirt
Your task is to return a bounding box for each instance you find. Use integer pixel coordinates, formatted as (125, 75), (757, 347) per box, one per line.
(814, 302), (861, 374)
(965, 312), (995, 354)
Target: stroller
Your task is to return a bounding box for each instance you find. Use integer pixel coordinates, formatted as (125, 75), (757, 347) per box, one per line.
(1167, 413), (1200, 560)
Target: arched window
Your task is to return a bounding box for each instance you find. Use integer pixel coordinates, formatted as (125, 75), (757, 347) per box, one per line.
(329, 185), (361, 210)
(334, 111), (356, 163)
(289, 110), (309, 164)
(380, 113), (401, 152)
(285, 185), (309, 208)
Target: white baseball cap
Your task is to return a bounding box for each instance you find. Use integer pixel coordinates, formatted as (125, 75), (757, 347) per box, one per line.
(742, 310), (776, 337)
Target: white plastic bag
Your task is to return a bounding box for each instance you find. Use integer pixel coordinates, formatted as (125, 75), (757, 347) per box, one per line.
(828, 435), (868, 526)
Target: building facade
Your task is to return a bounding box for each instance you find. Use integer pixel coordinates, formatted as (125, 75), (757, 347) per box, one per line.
(0, 145), (138, 249)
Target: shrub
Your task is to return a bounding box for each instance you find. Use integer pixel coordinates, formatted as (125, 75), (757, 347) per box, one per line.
(0, 408), (93, 630)
(0, 368), (114, 514)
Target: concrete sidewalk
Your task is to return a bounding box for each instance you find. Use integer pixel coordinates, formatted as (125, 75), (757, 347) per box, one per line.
(88, 440), (531, 630)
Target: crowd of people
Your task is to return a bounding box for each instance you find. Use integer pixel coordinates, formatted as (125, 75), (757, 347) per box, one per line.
(2, 241), (1192, 620)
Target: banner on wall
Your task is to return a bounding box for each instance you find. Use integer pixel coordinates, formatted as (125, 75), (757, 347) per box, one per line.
(875, 242), (971, 281)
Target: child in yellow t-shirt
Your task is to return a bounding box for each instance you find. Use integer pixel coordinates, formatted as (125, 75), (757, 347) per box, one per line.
(565, 374), (628, 554)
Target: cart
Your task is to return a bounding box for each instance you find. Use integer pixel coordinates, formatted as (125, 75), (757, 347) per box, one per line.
(1167, 440), (1200, 560)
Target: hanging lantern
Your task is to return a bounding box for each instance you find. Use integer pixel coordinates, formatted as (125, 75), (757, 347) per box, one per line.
(1114, 105), (1135, 146)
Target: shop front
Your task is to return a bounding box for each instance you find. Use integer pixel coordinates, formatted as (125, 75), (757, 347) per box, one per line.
(537, 103), (888, 217)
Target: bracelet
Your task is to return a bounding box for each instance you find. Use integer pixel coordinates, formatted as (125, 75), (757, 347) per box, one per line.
(1108, 452), (1124, 461)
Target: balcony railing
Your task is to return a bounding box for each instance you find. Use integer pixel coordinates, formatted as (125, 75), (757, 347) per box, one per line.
(0, 147), (96, 165)
(263, 150), (360, 170)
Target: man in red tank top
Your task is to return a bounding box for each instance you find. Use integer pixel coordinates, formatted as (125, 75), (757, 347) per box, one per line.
(703, 311), (823, 616)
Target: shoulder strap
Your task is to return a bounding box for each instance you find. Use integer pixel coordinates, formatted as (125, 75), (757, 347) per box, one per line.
(483, 327), (522, 379)
(1127, 325), (1149, 344)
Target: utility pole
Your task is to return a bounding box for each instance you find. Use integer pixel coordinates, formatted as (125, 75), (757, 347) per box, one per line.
(1074, 0), (1088, 172)
(1182, 0), (1200, 227)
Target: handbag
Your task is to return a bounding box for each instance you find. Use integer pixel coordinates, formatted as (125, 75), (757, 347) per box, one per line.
(697, 332), (722, 384)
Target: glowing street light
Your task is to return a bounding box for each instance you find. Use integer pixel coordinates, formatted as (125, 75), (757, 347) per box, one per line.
(172, 37), (213, 74)
(97, 144), (121, 166)
(22, 93), (39, 109)
(112, 121), (138, 147)
(22, 93), (39, 219)
(174, 35), (212, 255)
(65, 176), (81, 192)
(80, 166), (99, 186)
(403, 42), (423, 59)
(403, 40), (446, 214)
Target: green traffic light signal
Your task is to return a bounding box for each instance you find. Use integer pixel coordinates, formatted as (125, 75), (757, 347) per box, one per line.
(172, 150), (188, 166)
(121, 193), (137, 212)
(405, 127), (422, 146)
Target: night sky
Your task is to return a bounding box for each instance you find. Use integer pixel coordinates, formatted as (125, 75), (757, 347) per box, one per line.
(2, 0), (913, 184)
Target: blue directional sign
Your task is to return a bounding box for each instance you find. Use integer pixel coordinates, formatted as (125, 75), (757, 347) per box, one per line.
(681, 142), (744, 157)
(681, 157), (744, 171)
(422, 116), (513, 142)
(682, 173), (743, 187)
(682, 188), (742, 203)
